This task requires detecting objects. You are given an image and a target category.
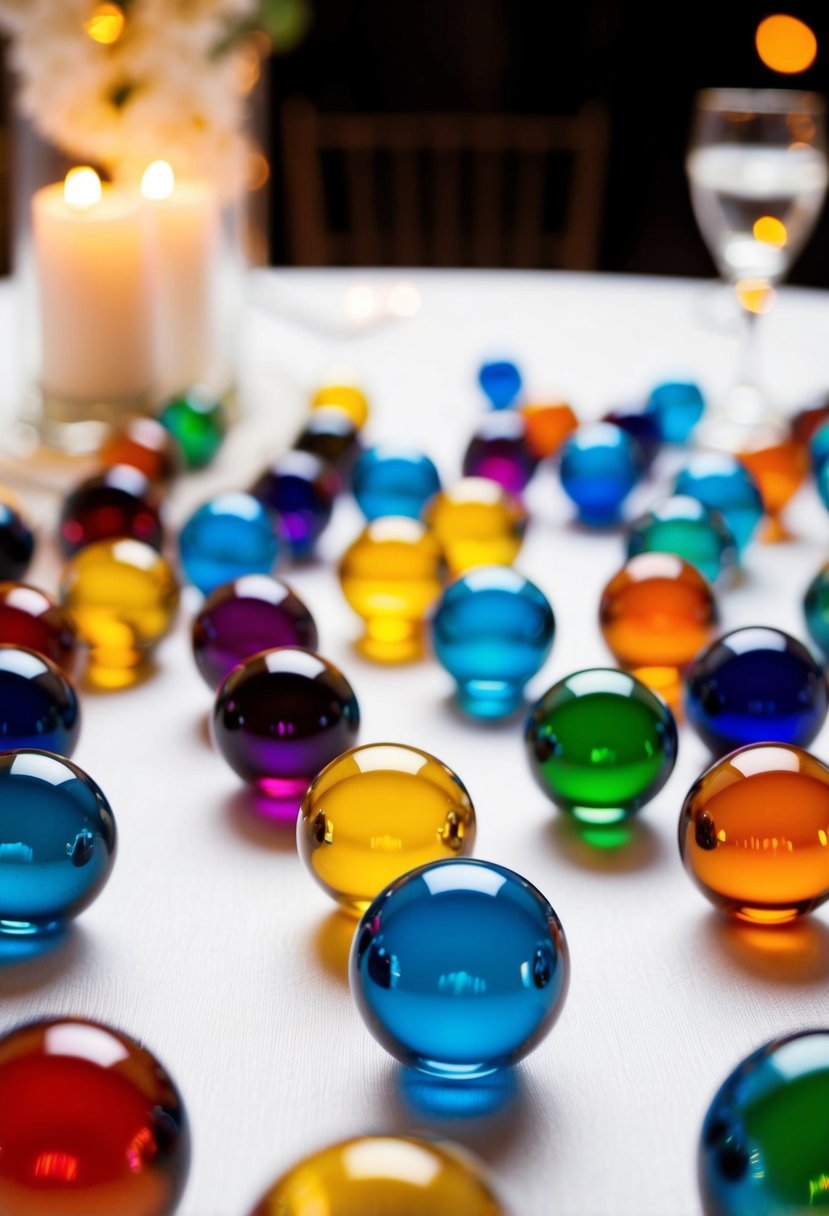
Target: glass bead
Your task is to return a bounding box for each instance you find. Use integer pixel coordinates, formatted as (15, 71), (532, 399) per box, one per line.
(423, 478), (526, 576)
(310, 381), (370, 429)
(0, 1016), (190, 1215)
(99, 416), (181, 484)
(0, 749), (116, 936)
(250, 451), (339, 560)
(524, 668), (678, 824)
(685, 626), (828, 756)
(248, 1135), (506, 1216)
(178, 492), (280, 597)
(462, 412), (537, 496)
(599, 552), (718, 669)
(0, 646), (80, 757)
(817, 460), (829, 516)
(0, 502), (34, 581)
(352, 444), (441, 521)
(679, 742), (829, 924)
(559, 422), (643, 526)
(809, 420), (829, 473)
(339, 518), (444, 662)
(478, 358), (522, 409)
(738, 437), (808, 541)
(700, 1030), (829, 1216)
(293, 406), (361, 477)
(212, 647), (360, 803)
(432, 565), (555, 718)
(804, 563), (829, 656)
(645, 380), (705, 443)
(674, 454), (764, 552)
(60, 539), (180, 684)
(0, 582), (78, 675)
(192, 574), (318, 689)
(519, 401), (578, 459)
(59, 466), (164, 557)
(158, 388), (226, 469)
(297, 742), (477, 913)
(602, 407), (661, 466)
(626, 495), (737, 584)
(350, 858), (569, 1078)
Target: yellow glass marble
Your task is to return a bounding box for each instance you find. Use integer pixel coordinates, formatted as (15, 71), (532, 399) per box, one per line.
(423, 477), (527, 576)
(60, 537), (179, 687)
(248, 1135), (506, 1216)
(310, 382), (370, 430)
(297, 742), (476, 913)
(339, 517), (445, 662)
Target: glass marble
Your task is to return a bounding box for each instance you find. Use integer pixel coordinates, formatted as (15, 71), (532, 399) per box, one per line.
(0, 502), (34, 581)
(192, 574), (318, 689)
(0, 583), (78, 675)
(645, 379), (705, 443)
(674, 455), (764, 552)
(804, 563), (829, 656)
(293, 406), (361, 476)
(59, 466), (164, 557)
(626, 495), (737, 584)
(679, 743), (829, 924)
(685, 626), (828, 756)
(352, 444), (441, 521)
(432, 566), (555, 718)
(250, 451), (339, 560)
(350, 858), (569, 1078)
(310, 381), (370, 429)
(158, 387), (226, 469)
(212, 647), (360, 800)
(461, 413), (537, 496)
(423, 478), (526, 576)
(478, 358), (522, 409)
(809, 419), (829, 474)
(248, 1135), (506, 1216)
(817, 459), (829, 516)
(738, 437), (808, 541)
(178, 492), (280, 596)
(559, 422), (644, 526)
(297, 743), (477, 912)
(602, 408), (661, 467)
(340, 518), (444, 662)
(0, 1016), (190, 1215)
(791, 397), (829, 446)
(525, 668), (678, 824)
(519, 401), (578, 459)
(99, 416), (181, 484)
(0, 646), (80, 757)
(0, 750), (116, 936)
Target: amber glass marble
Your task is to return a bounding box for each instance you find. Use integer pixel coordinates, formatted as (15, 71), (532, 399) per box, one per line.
(0, 583), (78, 675)
(679, 743), (829, 923)
(738, 437), (809, 541)
(339, 517), (444, 662)
(99, 417), (181, 484)
(298, 742), (476, 912)
(519, 402), (578, 459)
(248, 1135), (506, 1216)
(310, 381), (370, 429)
(423, 478), (526, 576)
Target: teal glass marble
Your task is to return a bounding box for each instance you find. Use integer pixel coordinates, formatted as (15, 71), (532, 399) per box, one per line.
(178, 492), (280, 596)
(0, 749), (116, 936)
(350, 858), (569, 1078)
(524, 668), (678, 823)
(352, 444), (441, 521)
(158, 388), (226, 469)
(478, 359), (522, 409)
(804, 563), (829, 656)
(808, 420), (829, 474)
(559, 422), (644, 526)
(0, 645), (80, 757)
(626, 495), (737, 583)
(817, 459), (829, 515)
(674, 454), (763, 552)
(700, 1029), (829, 1216)
(431, 566), (554, 718)
(646, 380), (705, 443)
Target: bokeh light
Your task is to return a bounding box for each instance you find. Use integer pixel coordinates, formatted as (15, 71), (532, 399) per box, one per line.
(756, 14), (818, 74)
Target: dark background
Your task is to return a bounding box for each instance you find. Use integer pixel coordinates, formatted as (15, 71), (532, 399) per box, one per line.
(267, 0), (829, 283)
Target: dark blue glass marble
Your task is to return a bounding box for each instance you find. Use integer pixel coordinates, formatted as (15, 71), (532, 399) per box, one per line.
(674, 455), (764, 552)
(0, 750), (116, 936)
(350, 858), (569, 1078)
(478, 359), (522, 410)
(808, 420), (829, 474)
(178, 492), (280, 596)
(293, 406), (362, 480)
(0, 503), (34, 582)
(804, 564), (829, 656)
(431, 566), (554, 717)
(461, 413), (537, 496)
(686, 626), (828, 756)
(602, 408), (661, 467)
(559, 422), (644, 526)
(352, 444), (441, 521)
(646, 380), (705, 443)
(626, 495), (737, 584)
(0, 645), (80, 757)
(250, 451), (339, 559)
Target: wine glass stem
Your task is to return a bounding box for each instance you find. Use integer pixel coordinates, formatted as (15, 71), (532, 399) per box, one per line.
(737, 306), (760, 389)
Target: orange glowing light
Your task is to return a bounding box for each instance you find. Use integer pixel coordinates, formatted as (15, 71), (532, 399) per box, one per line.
(753, 215), (788, 247)
(756, 15), (817, 74)
(84, 2), (125, 44)
(735, 278), (776, 314)
(33, 1151), (79, 1181)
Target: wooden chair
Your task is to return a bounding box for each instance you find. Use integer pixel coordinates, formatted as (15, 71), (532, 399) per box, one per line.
(281, 98), (610, 270)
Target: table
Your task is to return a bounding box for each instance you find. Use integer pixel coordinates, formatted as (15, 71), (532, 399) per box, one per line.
(2, 269), (829, 1216)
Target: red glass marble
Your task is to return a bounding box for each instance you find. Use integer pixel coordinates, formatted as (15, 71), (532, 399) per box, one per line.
(0, 582), (79, 675)
(0, 1017), (190, 1215)
(59, 466), (164, 558)
(99, 417), (182, 485)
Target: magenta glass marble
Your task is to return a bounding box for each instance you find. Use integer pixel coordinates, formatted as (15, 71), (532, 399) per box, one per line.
(192, 575), (319, 689)
(462, 413), (536, 495)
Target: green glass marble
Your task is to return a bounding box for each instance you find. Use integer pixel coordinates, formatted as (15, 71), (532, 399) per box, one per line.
(524, 667), (678, 824)
(158, 389), (227, 470)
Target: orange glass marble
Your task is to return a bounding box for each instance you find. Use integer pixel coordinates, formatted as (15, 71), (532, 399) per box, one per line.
(738, 436), (809, 541)
(99, 416), (181, 484)
(679, 743), (829, 924)
(519, 401), (578, 459)
(423, 477), (526, 576)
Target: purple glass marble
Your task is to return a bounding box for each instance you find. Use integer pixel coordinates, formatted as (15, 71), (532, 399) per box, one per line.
(192, 574), (319, 689)
(461, 413), (537, 495)
(249, 452), (339, 560)
(602, 408), (661, 467)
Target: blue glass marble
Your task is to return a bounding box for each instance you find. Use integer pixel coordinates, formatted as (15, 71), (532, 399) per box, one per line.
(817, 459), (829, 516)
(0, 749), (116, 936)
(602, 408), (661, 467)
(559, 422), (644, 526)
(804, 564), (829, 656)
(0, 503), (34, 582)
(674, 454), (764, 552)
(0, 645), (80, 757)
(461, 413), (537, 496)
(808, 420), (829, 474)
(431, 566), (554, 718)
(350, 858), (569, 1078)
(646, 380), (705, 443)
(686, 626), (828, 756)
(352, 444), (441, 521)
(478, 359), (522, 410)
(626, 495), (737, 584)
(250, 451), (339, 560)
(178, 492), (280, 596)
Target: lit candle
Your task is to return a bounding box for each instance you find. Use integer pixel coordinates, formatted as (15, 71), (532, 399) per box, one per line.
(32, 167), (154, 404)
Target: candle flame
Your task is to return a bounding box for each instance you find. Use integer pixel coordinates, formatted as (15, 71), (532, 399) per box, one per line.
(84, 2), (125, 44)
(64, 167), (102, 210)
(141, 160), (175, 201)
